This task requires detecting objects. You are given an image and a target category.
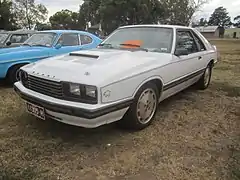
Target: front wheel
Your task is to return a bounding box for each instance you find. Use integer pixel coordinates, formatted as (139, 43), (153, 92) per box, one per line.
(7, 65), (24, 84)
(119, 82), (160, 130)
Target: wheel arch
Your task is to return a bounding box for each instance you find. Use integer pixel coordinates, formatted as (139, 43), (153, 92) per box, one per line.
(133, 76), (164, 98)
(209, 59), (215, 68)
(6, 61), (30, 78)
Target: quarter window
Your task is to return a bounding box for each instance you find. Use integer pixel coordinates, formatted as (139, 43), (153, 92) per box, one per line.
(57, 33), (79, 46)
(80, 35), (93, 45)
(176, 31), (198, 54)
(192, 31), (206, 51)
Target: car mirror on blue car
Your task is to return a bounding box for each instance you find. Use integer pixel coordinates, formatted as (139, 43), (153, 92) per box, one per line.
(6, 41), (11, 46)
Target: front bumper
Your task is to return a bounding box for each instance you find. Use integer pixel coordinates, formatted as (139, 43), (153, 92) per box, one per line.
(14, 82), (132, 128)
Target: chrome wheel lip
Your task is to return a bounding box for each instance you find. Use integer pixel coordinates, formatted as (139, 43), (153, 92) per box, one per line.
(136, 88), (157, 125)
(204, 67), (210, 87)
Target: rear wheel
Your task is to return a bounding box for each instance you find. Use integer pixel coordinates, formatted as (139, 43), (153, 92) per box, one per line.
(196, 63), (212, 90)
(119, 82), (160, 130)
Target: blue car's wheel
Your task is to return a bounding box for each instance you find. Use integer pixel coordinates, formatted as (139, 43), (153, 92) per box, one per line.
(7, 64), (25, 84)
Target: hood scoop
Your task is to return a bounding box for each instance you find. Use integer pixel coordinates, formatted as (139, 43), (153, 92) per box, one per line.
(69, 52), (99, 59)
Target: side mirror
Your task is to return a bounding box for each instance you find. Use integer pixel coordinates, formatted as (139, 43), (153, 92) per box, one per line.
(6, 41), (11, 46)
(175, 48), (189, 56)
(212, 45), (217, 50)
(55, 43), (62, 49)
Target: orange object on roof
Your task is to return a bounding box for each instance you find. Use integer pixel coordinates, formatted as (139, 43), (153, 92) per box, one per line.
(121, 40), (143, 48)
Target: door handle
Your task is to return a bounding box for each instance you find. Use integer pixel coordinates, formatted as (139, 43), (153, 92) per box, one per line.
(198, 56), (202, 60)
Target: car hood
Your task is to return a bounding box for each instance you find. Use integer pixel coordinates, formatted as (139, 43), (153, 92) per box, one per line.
(0, 46), (50, 62)
(22, 48), (173, 86)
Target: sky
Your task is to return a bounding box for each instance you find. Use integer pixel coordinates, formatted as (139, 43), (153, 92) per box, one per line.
(37, 0), (239, 21)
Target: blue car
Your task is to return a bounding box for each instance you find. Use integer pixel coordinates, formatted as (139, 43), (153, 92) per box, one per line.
(0, 30), (102, 83)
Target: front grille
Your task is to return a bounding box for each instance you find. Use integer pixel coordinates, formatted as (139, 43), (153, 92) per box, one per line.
(27, 75), (63, 99)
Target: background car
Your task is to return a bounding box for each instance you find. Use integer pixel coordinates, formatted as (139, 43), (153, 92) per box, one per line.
(0, 30), (102, 84)
(0, 30), (36, 48)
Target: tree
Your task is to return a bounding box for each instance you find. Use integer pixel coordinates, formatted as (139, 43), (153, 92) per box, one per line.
(199, 18), (208, 26)
(233, 15), (240, 27)
(35, 22), (52, 30)
(78, 0), (101, 31)
(208, 6), (232, 27)
(78, 4), (88, 30)
(78, 0), (209, 34)
(50, 9), (80, 29)
(192, 17), (208, 27)
(98, 0), (165, 34)
(161, 0), (209, 26)
(14, 0), (48, 29)
(0, 0), (18, 30)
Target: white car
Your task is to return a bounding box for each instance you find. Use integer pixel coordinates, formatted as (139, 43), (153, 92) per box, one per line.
(14, 25), (219, 130)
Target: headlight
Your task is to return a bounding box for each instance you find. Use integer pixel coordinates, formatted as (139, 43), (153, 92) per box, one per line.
(63, 82), (98, 104)
(85, 85), (97, 98)
(69, 83), (81, 96)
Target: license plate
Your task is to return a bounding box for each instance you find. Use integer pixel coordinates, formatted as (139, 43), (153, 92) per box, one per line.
(26, 102), (45, 120)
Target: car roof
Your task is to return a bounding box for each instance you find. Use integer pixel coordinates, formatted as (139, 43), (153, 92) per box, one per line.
(39, 30), (94, 35)
(0, 30), (36, 34)
(118, 24), (194, 30)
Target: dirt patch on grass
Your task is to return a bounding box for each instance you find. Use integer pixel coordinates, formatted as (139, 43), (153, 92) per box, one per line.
(0, 40), (239, 180)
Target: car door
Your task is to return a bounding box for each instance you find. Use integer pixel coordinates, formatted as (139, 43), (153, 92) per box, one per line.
(190, 30), (208, 71)
(52, 33), (82, 55)
(174, 29), (204, 75)
(160, 29), (204, 100)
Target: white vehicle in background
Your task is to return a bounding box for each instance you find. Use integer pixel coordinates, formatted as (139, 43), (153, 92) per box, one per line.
(14, 25), (219, 130)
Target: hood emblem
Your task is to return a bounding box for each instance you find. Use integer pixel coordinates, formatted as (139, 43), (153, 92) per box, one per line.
(84, 72), (90, 76)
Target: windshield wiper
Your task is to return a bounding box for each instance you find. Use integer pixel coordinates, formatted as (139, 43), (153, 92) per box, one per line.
(98, 43), (114, 48)
(32, 44), (48, 47)
(119, 43), (148, 52)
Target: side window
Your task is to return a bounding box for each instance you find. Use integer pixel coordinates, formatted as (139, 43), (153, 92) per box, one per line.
(176, 31), (199, 54)
(80, 35), (93, 45)
(192, 31), (206, 51)
(57, 33), (79, 46)
(9, 34), (29, 43)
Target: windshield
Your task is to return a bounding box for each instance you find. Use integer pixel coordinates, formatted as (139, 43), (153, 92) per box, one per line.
(0, 33), (8, 44)
(100, 27), (174, 53)
(23, 33), (57, 47)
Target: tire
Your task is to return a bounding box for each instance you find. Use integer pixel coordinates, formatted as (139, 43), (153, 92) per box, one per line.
(7, 65), (22, 85)
(196, 63), (212, 90)
(118, 82), (160, 131)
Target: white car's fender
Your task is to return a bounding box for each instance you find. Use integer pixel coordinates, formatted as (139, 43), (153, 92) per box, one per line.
(100, 73), (165, 104)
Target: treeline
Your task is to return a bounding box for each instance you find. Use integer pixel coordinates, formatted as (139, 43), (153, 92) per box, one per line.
(47, 0), (212, 34)
(0, 0), (48, 30)
(193, 7), (240, 28)
(1, 0), (240, 34)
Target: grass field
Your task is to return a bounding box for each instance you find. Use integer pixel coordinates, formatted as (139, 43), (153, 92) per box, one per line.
(0, 39), (239, 180)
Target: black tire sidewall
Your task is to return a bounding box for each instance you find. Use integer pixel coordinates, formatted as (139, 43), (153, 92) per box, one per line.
(123, 82), (160, 130)
(203, 65), (212, 89)
(8, 66), (21, 84)
(197, 64), (212, 90)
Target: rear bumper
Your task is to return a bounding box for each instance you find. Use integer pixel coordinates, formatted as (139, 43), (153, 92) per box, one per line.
(13, 82), (132, 128)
